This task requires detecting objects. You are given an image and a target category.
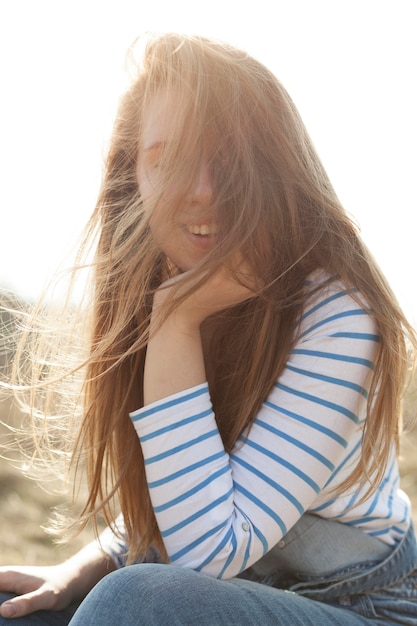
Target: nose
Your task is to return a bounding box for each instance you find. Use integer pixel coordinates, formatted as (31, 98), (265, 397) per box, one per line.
(190, 159), (213, 205)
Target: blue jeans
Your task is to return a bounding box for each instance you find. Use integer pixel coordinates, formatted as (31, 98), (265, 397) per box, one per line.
(1, 515), (417, 625)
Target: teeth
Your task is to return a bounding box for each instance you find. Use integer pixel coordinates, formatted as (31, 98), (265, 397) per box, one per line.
(187, 224), (216, 236)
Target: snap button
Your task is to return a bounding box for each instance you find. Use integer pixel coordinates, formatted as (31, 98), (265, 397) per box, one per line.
(242, 522), (250, 532)
(278, 539), (286, 549)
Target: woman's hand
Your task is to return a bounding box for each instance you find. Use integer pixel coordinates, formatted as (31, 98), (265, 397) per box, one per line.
(154, 256), (259, 330)
(144, 257), (259, 405)
(0, 543), (114, 619)
(0, 564), (74, 618)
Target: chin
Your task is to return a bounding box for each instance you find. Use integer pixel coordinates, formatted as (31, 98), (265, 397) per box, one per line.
(167, 252), (203, 273)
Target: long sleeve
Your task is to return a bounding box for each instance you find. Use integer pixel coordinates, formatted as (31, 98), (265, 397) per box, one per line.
(98, 515), (129, 569)
(129, 272), (410, 578)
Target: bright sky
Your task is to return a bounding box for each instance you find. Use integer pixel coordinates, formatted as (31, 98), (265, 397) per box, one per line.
(0, 0), (416, 322)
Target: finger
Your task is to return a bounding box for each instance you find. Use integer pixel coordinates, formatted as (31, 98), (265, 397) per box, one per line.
(0, 568), (39, 595)
(0, 599), (19, 619)
(0, 588), (54, 619)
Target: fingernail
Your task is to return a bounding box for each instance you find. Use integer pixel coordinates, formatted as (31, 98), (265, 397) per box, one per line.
(2, 603), (17, 618)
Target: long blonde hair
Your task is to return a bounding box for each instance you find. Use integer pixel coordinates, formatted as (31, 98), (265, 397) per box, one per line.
(8, 33), (416, 562)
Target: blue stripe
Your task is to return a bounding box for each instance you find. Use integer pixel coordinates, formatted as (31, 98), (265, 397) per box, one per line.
(144, 429), (218, 464)
(345, 489), (361, 511)
(140, 408), (213, 441)
(299, 309), (369, 339)
(387, 467), (399, 520)
(131, 385), (208, 421)
(218, 532), (238, 578)
(233, 456), (304, 514)
(285, 364), (368, 398)
(364, 458), (395, 516)
(302, 289), (356, 320)
(235, 482), (287, 535)
(365, 490), (380, 517)
(275, 382), (359, 424)
(309, 498), (337, 513)
(324, 488), (361, 517)
(252, 525), (269, 555)
(256, 419), (335, 470)
(161, 488), (233, 536)
(148, 451), (226, 488)
(290, 348), (374, 369)
(368, 527), (391, 537)
(330, 332), (379, 342)
(195, 526), (234, 575)
(241, 438), (320, 492)
(324, 438), (361, 488)
(241, 518), (253, 572)
(264, 399), (348, 447)
(387, 481), (396, 520)
(154, 465), (230, 512)
(170, 521), (228, 562)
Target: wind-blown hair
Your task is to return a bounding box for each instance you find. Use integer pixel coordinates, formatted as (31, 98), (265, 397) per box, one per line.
(7, 33), (416, 563)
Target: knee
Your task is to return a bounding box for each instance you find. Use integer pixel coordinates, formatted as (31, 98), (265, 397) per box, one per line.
(98, 562), (187, 598)
(89, 563), (172, 604)
(70, 564), (196, 625)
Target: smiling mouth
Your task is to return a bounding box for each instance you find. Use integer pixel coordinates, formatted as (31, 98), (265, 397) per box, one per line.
(185, 224), (217, 236)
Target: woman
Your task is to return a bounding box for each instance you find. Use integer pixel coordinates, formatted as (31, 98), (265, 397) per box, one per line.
(0, 33), (416, 624)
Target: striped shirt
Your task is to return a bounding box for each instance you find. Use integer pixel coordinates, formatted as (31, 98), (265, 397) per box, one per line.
(100, 271), (411, 578)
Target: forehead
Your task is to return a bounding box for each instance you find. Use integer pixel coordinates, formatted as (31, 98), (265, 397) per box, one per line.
(140, 90), (187, 149)
(138, 88), (223, 167)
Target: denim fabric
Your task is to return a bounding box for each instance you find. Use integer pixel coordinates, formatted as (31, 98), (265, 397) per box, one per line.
(244, 513), (393, 579)
(67, 516), (417, 625)
(68, 564), (383, 625)
(2, 516), (416, 625)
(240, 515), (417, 624)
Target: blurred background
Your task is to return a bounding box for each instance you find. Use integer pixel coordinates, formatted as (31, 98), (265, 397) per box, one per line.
(1, 0), (416, 564)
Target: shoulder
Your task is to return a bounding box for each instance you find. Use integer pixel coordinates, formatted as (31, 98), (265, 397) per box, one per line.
(298, 270), (379, 342)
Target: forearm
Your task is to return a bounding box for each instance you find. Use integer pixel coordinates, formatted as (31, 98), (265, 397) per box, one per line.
(144, 262), (255, 406)
(0, 541), (117, 619)
(62, 541), (116, 603)
(144, 313), (205, 405)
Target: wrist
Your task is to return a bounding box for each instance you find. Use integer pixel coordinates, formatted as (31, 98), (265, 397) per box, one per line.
(63, 542), (114, 602)
(152, 292), (203, 336)
(152, 312), (202, 347)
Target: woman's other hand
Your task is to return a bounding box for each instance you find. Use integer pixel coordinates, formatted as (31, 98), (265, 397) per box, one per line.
(0, 543), (114, 619)
(0, 564), (75, 618)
